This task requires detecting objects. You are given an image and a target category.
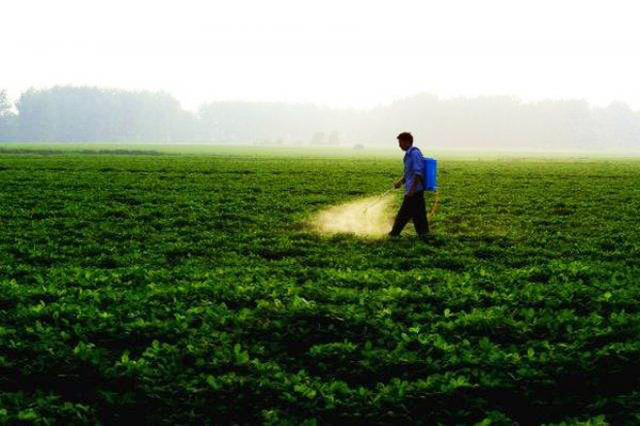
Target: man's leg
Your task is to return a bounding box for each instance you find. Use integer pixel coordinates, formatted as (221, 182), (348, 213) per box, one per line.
(389, 195), (412, 236)
(412, 191), (429, 236)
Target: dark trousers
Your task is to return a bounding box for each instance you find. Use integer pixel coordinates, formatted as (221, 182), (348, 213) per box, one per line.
(390, 191), (429, 236)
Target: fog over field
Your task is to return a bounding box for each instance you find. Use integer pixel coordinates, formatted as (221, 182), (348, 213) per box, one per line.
(2, 0), (640, 153)
(1, 87), (639, 153)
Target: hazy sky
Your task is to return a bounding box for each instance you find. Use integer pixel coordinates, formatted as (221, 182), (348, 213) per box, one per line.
(4, 0), (640, 111)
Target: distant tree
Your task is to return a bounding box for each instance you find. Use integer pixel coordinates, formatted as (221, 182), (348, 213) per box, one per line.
(596, 101), (640, 151)
(14, 86), (195, 143)
(310, 131), (326, 145)
(0, 90), (11, 115)
(0, 90), (16, 141)
(327, 131), (340, 145)
(198, 101), (329, 143)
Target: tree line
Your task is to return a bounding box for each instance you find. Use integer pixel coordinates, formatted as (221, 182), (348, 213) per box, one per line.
(1, 86), (639, 151)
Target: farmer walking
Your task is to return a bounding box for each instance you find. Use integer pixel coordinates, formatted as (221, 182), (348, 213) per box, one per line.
(389, 132), (429, 238)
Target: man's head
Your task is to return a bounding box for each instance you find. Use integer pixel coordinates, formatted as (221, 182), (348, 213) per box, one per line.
(397, 132), (413, 151)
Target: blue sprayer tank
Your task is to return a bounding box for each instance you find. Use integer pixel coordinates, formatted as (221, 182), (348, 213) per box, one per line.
(423, 158), (437, 192)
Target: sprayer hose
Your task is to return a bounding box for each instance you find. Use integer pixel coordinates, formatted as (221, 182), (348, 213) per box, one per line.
(427, 189), (441, 221)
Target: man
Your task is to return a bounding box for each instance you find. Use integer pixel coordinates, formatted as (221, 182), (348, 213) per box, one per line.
(389, 132), (429, 238)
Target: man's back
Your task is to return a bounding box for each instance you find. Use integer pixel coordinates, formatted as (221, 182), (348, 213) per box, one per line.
(403, 146), (424, 194)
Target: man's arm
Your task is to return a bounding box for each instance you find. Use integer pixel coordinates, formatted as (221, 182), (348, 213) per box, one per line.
(406, 149), (424, 196)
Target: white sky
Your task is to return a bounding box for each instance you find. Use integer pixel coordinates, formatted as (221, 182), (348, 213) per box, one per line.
(4, 0), (640, 111)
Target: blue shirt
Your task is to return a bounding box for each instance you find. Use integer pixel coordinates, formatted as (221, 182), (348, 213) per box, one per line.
(403, 146), (424, 194)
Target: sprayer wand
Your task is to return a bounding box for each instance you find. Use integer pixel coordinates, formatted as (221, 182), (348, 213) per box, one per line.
(363, 187), (395, 214)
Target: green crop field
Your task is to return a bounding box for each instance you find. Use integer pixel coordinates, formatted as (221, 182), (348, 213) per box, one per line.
(1, 147), (640, 425)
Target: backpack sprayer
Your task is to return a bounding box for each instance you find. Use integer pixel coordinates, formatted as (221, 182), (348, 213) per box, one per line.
(363, 157), (440, 220)
(424, 157), (441, 220)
